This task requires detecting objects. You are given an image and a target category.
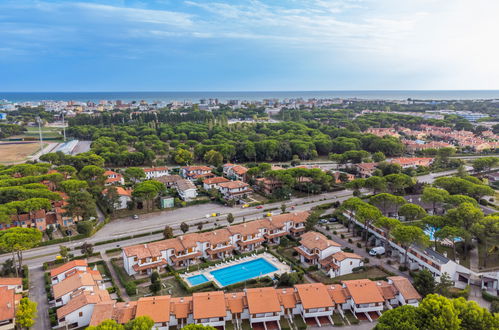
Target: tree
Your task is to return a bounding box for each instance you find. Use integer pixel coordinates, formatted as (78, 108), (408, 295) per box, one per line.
(197, 223), (203, 231)
(65, 191), (97, 221)
(435, 226), (465, 261)
(78, 165), (106, 187)
(204, 150), (223, 166)
(384, 173), (414, 194)
(413, 269), (435, 297)
(356, 203), (382, 244)
(180, 222), (189, 233)
(341, 197), (364, 233)
(173, 148), (193, 165)
(163, 225), (174, 239)
(452, 297), (499, 330)
(421, 215), (445, 249)
(124, 316), (155, 330)
(0, 228), (42, 276)
(417, 294), (460, 330)
(76, 220), (94, 236)
(398, 203), (427, 222)
(471, 216), (499, 268)
(435, 272), (454, 297)
(422, 187), (449, 214)
(80, 242), (94, 257)
(472, 157), (499, 174)
(372, 151), (386, 162)
(392, 225), (428, 267)
(445, 202), (483, 255)
(375, 305), (419, 330)
(149, 271), (161, 294)
(369, 193), (406, 215)
(226, 213), (234, 224)
(132, 181), (164, 211)
(87, 319), (124, 330)
(280, 203), (287, 213)
(58, 179), (88, 193)
(374, 217), (400, 250)
(364, 176), (387, 194)
(59, 245), (69, 261)
(124, 167), (146, 183)
(15, 297), (37, 329)
(103, 186), (120, 214)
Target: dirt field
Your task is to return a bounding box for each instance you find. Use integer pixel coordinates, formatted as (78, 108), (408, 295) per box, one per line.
(0, 142), (41, 164)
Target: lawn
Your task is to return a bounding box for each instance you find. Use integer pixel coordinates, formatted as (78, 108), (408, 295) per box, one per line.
(0, 142), (42, 164)
(477, 243), (499, 270)
(344, 310), (359, 325)
(310, 266), (389, 284)
(133, 276), (189, 300)
(292, 315), (307, 329)
(332, 313), (344, 326)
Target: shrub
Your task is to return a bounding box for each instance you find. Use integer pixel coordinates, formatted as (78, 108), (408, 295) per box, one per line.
(125, 282), (137, 296)
(106, 286), (117, 294)
(340, 234), (345, 239)
(348, 238), (353, 243)
(376, 254), (381, 259)
(307, 265), (319, 271)
(356, 242), (362, 248)
(387, 260), (392, 265)
(364, 257), (370, 264)
(399, 265), (408, 272)
(491, 301), (499, 314)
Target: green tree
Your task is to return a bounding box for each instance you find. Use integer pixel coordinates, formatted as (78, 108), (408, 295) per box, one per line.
(15, 297), (37, 329)
(375, 305), (419, 330)
(392, 225), (428, 267)
(422, 187), (450, 213)
(372, 151), (386, 162)
(163, 225), (174, 239)
(364, 176), (387, 194)
(181, 325), (217, 330)
(149, 271), (161, 294)
(434, 226), (466, 261)
(65, 191), (97, 221)
(203, 150), (223, 166)
(180, 222), (189, 233)
(417, 294), (460, 330)
(471, 215), (499, 268)
(0, 228), (42, 276)
(124, 167), (146, 183)
(421, 215), (445, 249)
(80, 242), (94, 257)
(472, 157), (499, 174)
(226, 213), (234, 224)
(87, 319), (124, 330)
(103, 186), (120, 214)
(413, 269), (435, 297)
(435, 272), (454, 297)
(356, 203), (382, 243)
(79, 165), (106, 187)
(452, 297), (499, 330)
(58, 179), (88, 193)
(59, 245), (69, 261)
(446, 202), (483, 255)
(173, 148), (193, 165)
(374, 216), (400, 250)
(369, 193), (406, 215)
(398, 203), (427, 222)
(124, 316), (155, 330)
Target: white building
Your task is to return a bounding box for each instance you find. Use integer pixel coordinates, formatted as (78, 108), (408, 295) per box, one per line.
(143, 167), (169, 180)
(175, 179), (198, 201)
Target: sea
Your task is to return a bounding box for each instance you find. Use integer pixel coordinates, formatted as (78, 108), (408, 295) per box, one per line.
(2, 90), (499, 103)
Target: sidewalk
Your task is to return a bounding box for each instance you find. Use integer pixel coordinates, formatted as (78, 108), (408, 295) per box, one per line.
(101, 253), (130, 300)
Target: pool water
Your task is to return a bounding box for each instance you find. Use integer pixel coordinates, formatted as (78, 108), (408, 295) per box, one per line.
(425, 227), (462, 242)
(187, 274), (209, 286)
(210, 258), (278, 287)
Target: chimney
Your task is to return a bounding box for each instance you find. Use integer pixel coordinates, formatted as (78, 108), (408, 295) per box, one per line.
(144, 244), (147, 248)
(7, 302), (11, 309)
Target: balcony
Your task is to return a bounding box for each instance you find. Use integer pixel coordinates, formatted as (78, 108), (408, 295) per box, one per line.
(237, 237), (265, 247)
(170, 251), (202, 262)
(206, 245), (235, 255)
(264, 230), (287, 240)
(294, 247), (318, 260)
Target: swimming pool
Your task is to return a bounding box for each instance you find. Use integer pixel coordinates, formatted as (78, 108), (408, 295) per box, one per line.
(186, 274), (209, 286)
(425, 227), (462, 242)
(210, 258), (278, 287)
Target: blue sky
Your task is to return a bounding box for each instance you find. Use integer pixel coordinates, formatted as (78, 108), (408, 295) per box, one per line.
(1, 0), (498, 91)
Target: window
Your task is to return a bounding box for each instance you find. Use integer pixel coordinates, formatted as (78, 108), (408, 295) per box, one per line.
(79, 312), (83, 317)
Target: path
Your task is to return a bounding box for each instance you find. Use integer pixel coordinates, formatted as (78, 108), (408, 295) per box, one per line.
(101, 253), (129, 300)
(29, 266), (50, 330)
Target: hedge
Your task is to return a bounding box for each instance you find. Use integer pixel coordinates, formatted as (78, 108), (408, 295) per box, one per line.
(22, 265), (29, 290)
(175, 273), (217, 293)
(482, 289), (499, 302)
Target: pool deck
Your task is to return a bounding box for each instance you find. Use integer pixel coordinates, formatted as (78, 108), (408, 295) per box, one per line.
(181, 252), (291, 288)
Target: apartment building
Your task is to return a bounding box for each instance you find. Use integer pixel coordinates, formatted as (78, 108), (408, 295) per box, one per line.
(122, 212), (309, 276)
(0, 278), (22, 294)
(202, 176), (230, 190)
(80, 281), (421, 328)
(218, 180), (252, 200)
(223, 164), (249, 182)
(175, 179), (198, 201)
(0, 286), (21, 330)
(143, 167), (169, 180)
(390, 157), (434, 168)
(56, 290), (111, 329)
(50, 260), (89, 284)
(355, 163), (378, 178)
(52, 270), (105, 307)
(181, 166), (213, 181)
(102, 187), (133, 210)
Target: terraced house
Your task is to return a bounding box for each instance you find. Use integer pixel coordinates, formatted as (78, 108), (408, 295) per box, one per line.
(82, 280), (421, 329)
(122, 212), (309, 276)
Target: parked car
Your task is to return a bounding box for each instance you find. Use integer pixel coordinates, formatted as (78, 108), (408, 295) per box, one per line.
(369, 246), (386, 256)
(256, 205), (263, 209)
(319, 219), (328, 224)
(328, 217), (338, 223)
(132, 214), (139, 220)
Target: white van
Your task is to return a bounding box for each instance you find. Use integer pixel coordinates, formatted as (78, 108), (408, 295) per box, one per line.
(369, 246), (386, 256)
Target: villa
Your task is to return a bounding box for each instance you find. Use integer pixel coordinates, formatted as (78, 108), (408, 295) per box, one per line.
(104, 170), (125, 185)
(181, 166), (213, 181)
(223, 164), (249, 182)
(218, 180), (252, 200)
(0, 278), (22, 294)
(52, 271), (105, 307)
(202, 176), (230, 190)
(143, 167), (169, 180)
(50, 259), (89, 284)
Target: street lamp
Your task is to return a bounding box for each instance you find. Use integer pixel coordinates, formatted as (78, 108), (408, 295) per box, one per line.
(36, 116), (44, 154)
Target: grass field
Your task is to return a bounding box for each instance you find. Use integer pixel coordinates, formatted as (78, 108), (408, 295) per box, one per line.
(0, 142), (42, 164)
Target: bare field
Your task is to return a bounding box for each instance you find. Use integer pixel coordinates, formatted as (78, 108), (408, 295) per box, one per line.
(0, 143), (41, 164)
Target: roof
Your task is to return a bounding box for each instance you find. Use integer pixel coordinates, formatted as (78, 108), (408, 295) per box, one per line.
(203, 176), (230, 185)
(332, 251), (363, 262)
(104, 170), (120, 176)
(376, 281), (397, 300)
(295, 283), (334, 309)
(88, 300), (115, 326)
(0, 287), (16, 321)
(113, 301), (137, 324)
(50, 260), (88, 277)
(327, 285), (347, 304)
(170, 296), (192, 319)
(183, 166), (211, 172)
(228, 220), (264, 236)
(218, 180), (249, 189)
(156, 175), (181, 184)
(388, 276), (421, 301)
(192, 291), (227, 319)
(299, 231), (341, 251)
(52, 272), (99, 299)
(102, 186), (132, 197)
(0, 278), (22, 286)
(342, 279), (385, 304)
(276, 288), (297, 309)
(57, 290), (111, 319)
(136, 296), (171, 323)
(175, 179), (196, 191)
(245, 287), (281, 314)
(266, 211), (309, 227)
(143, 167), (169, 172)
(231, 165), (248, 175)
(225, 292), (246, 314)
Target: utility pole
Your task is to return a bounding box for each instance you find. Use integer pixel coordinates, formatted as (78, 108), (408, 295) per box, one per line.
(36, 116), (43, 154)
(62, 112), (66, 142)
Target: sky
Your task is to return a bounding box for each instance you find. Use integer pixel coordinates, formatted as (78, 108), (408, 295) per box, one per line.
(1, 0), (499, 91)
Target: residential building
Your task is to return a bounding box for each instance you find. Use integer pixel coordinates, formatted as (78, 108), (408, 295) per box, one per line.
(294, 231), (342, 266)
(245, 287), (282, 328)
(192, 291), (227, 328)
(202, 176), (230, 190)
(0, 286), (21, 329)
(52, 271), (105, 307)
(181, 166), (213, 181)
(136, 296), (171, 329)
(175, 179), (198, 201)
(295, 283), (334, 326)
(355, 163), (378, 178)
(0, 278), (22, 294)
(223, 164), (249, 181)
(156, 175), (181, 188)
(122, 212), (309, 275)
(143, 167), (169, 180)
(322, 251), (364, 278)
(390, 157), (434, 168)
(387, 276), (422, 307)
(218, 180), (252, 200)
(102, 187), (133, 210)
(3, 209), (47, 232)
(342, 279), (385, 321)
(104, 170), (124, 185)
(255, 177), (282, 195)
(56, 290), (111, 329)
(50, 260), (88, 284)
